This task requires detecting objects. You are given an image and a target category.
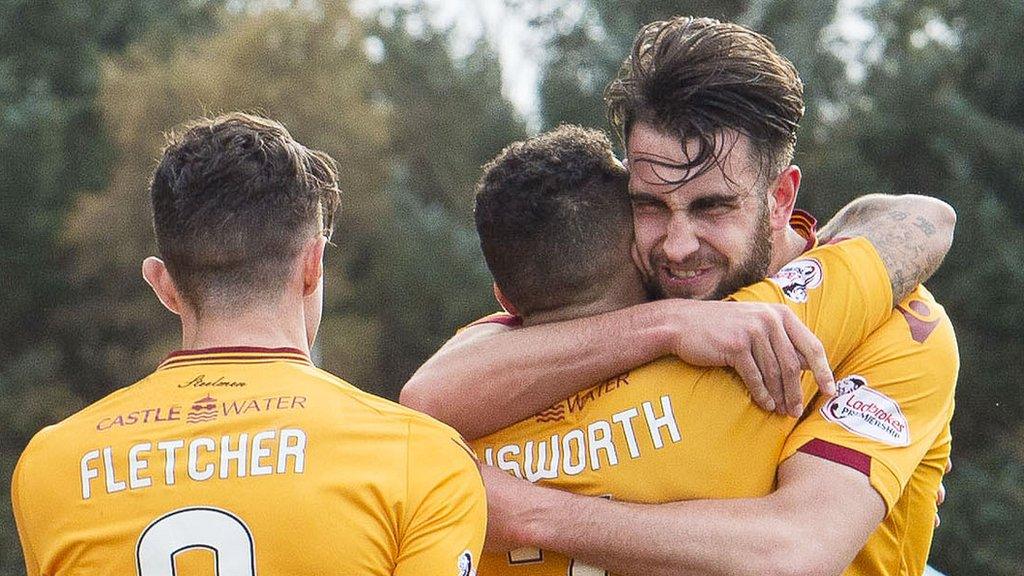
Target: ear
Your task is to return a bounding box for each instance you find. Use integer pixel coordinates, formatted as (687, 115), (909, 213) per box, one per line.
(301, 235), (329, 297)
(766, 165), (801, 231)
(492, 283), (520, 317)
(142, 257), (184, 316)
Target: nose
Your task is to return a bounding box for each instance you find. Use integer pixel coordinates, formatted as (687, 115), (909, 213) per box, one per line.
(661, 213), (701, 263)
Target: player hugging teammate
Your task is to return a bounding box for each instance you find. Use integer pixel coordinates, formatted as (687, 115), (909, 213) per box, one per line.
(13, 13), (957, 576)
(404, 16), (957, 576)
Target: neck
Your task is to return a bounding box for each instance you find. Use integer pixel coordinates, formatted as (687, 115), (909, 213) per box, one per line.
(768, 225), (811, 276)
(178, 298), (311, 354)
(522, 268), (648, 327)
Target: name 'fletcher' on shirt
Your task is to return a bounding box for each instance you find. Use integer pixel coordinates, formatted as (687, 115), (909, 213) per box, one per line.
(79, 428), (306, 499)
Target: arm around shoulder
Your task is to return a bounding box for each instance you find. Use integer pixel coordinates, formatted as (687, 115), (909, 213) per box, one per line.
(820, 194), (956, 304)
(401, 305), (679, 440)
(399, 321), (509, 428)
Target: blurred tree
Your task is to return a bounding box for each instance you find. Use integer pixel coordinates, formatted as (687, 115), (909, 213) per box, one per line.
(0, 0), (222, 364)
(532, 1), (750, 132)
(843, 3), (1024, 571)
(347, 6), (527, 390)
(58, 1), (525, 404)
(0, 2), (221, 573)
(60, 2), (390, 401)
(367, 6), (527, 221)
(2, 0), (1019, 574)
(342, 173), (497, 396)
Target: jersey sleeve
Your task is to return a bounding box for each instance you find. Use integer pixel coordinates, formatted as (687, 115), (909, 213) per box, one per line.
(12, 441), (42, 576)
(458, 311), (522, 331)
(779, 288), (958, 514)
(728, 237), (894, 390)
(395, 419), (487, 576)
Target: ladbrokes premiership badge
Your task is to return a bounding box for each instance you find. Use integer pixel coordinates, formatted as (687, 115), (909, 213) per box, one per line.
(822, 375), (910, 446)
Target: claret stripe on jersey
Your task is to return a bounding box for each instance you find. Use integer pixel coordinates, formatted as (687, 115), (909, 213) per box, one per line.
(790, 209), (819, 252)
(157, 347), (312, 371)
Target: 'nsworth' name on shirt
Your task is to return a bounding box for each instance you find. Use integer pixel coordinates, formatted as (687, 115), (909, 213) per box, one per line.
(79, 428), (306, 499)
(480, 395), (681, 482)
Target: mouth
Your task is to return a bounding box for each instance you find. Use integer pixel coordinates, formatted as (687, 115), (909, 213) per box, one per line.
(658, 265), (717, 295)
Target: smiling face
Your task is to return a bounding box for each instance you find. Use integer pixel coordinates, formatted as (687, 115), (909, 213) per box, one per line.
(627, 122), (774, 300)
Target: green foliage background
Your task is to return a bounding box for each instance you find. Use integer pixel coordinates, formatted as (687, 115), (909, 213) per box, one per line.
(0, 0), (1021, 573)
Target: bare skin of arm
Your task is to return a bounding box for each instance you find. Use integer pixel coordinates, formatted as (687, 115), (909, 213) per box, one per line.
(481, 453), (883, 576)
(820, 193), (955, 306)
(401, 194), (956, 440)
(402, 299), (831, 438)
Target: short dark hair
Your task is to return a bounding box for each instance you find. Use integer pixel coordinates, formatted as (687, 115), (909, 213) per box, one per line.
(605, 16), (804, 185)
(150, 112), (341, 310)
(475, 125), (632, 315)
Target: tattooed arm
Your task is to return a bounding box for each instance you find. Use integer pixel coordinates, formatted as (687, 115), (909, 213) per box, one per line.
(819, 194), (955, 305)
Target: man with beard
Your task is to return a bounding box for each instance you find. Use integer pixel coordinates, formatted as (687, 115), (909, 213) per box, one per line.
(403, 17), (957, 576)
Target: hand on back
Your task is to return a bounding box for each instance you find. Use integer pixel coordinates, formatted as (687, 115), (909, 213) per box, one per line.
(658, 299), (834, 417)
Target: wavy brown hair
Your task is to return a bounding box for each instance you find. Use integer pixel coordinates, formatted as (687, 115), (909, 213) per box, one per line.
(605, 16), (804, 186)
(150, 112), (341, 311)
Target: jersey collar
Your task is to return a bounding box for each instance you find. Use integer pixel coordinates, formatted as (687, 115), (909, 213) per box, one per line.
(790, 209), (818, 253)
(157, 346), (312, 371)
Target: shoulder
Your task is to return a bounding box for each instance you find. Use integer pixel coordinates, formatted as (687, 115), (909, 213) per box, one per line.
(17, 377), (145, 460)
(859, 284), (956, 359)
(404, 410), (476, 461)
(848, 285), (957, 373)
(298, 365), (471, 452)
(805, 235), (882, 263)
(732, 236), (891, 308)
(788, 237), (886, 287)
(298, 365), (450, 423)
(14, 382), (140, 505)
(894, 285), (955, 343)
(627, 356), (707, 382)
(404, 417), (482, 506)
(830, 287), (957, 436)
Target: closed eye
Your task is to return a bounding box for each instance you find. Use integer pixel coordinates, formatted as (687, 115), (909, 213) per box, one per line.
(630, 195), (665, 212)
(690, 195), (739, 214)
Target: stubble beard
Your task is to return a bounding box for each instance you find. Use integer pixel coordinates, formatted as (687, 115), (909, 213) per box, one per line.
(643, 200), (774, 302)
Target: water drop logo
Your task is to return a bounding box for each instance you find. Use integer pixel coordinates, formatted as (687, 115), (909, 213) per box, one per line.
(187, 395), (219, 424)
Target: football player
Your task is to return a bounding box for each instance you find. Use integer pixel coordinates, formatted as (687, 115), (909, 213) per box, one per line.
(404, 17), (956, 576)
(13, 113), (486, 576)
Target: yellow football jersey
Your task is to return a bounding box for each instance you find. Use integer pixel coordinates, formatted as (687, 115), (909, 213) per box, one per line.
(781, 285), (957, 576)
(471, 237), (895, 576)
(13, 347), (486, 576)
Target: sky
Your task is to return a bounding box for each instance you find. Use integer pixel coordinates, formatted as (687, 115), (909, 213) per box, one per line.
(348, 0), (946, 130)
(353, 0), (547, 124)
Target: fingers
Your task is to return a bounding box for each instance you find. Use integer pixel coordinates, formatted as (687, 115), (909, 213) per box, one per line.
(735, 353), (775, 413)
(782, 310), (835, 396)
(750, 331), (786, 415)
(945, 459), (953, 473)
(763, 311), (805, 417)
